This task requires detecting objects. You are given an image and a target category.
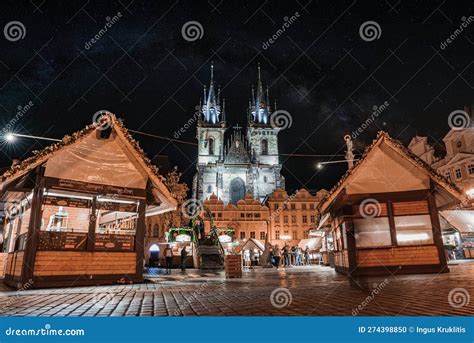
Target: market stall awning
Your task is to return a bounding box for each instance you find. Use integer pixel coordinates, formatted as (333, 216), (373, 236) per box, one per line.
(440, 210), (474, 234)
(314, 213), (330, 231)
(236, 238), (265, 253)
(298, 237), (322, 251)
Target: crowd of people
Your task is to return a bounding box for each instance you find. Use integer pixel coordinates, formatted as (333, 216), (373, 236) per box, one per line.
(270, 244), (311, 269)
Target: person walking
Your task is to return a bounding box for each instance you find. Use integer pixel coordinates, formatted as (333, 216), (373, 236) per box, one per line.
(180, 246), (188, 271)
(272, 245), (281, 269)
(164, 245), (173, 273)
(282, 244), (290, 267)
(304, 246), (310, 265)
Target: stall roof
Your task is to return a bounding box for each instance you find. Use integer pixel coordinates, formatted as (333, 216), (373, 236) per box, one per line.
(0, 114), (177, 213)
(440, 210), (474, 234)
(318, 131), (466, 214)
(236, 238), (265, 253)
(298, 238), (322, 251)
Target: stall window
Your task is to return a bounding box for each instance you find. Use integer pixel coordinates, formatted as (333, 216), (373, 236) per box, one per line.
(455, 168), (462, 179)
(275, 230), (280, 240)
(468, 164), (474, 175)
(394, 215), (433, 246)
(353, 217), (391, 248)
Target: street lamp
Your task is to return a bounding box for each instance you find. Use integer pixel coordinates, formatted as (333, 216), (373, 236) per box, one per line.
(5, 133), (15, 142)
(2, 133), (61, 143)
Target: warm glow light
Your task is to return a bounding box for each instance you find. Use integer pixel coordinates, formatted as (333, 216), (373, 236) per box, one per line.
(466, 188), (474, 199)
(317, 163), (323, 170)
(396, 233), (429, 242)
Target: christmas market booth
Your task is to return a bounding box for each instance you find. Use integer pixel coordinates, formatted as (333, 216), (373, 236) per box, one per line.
(317, 132), (467, 276)
(0, 114), (177, 288)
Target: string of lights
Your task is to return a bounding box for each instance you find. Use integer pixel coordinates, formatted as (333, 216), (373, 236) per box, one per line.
(1, 129), (358, 162)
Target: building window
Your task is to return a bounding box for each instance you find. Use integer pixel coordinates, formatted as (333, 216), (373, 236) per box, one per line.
(283, 215), (289, 223)
(291, 215), (296, 223)
(153, 224), (159, 237)
(302, 204), (307, 210)
(284, 230), (289, 236)
(353, 217), (391, 248)
(261, 139), (268, 155)
(290, 204), (295, 210)
(274, 204), (279, 210)
(217, 212), (222, 218)
(208, 137), (215, 155)
(310, 204), (315, 210)
(255, 213), (261, 218)
(304, 231), (309, 239)
(445, 171), (451, 182)
(455, 168), (462, 179)
(250, 231), (256, 239)
(310, 215), (315, 223)
(292, 230), (297, 240)
(394, 214), (433, 246)
(468, 164), (474, 175)
(275, 230), (280, 240)
(207, 185), (212, 193)
(302, 215), (307, 223)
(260, 231), (266, 240)
(240, 213), (245, 218)
(263, 176), (267, 182)
(283, 203), (288, 210)
(240, 231), (245, 239)
(275, 216), (280, 223)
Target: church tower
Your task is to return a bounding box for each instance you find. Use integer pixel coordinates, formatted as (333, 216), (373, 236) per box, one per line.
(193, 64), (227, 200)
(247, 64), (279, 166)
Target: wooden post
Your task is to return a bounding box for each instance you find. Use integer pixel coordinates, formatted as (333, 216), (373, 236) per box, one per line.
(387, 201), (398, 246)
(87, 196), (97, 251)
(342, 206), (357, 274)
(427, 191), (448, 272)
(20, 166), (45, 286)
(134, 199), (146, 280)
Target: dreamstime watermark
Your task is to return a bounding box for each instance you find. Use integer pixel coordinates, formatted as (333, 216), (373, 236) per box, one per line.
(359, 21), (381, 42)
(181, 21), (204, 42)
(3, 21), (26, 42)
(181, 198), (203, 219)
(5, 324), (85, 337)
(270, 194), (296, 221)
(351, 101), (390, 139)
(1, 279), (34, 312)
(359, 198), (381, 218)
(173, 106), (200, 139)
(352, 279), (390, 315)
(92, 110), (114, 131)
(270, 110), (292, 130)
(84, 12), (123, 50)
(262, 12), (301, 50)
(2, 101), (34, 134)
(448, 288), (470, 308)
(448, 110), (471, 130)
(270, 287), (292, 308)
(440, 16), (474, 50)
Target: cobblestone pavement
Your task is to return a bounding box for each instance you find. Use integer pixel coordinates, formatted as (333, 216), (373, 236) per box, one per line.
(0, 264), (472, 316)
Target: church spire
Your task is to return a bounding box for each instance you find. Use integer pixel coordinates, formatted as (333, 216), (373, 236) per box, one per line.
(200, 63), (222, 125)
(248, 63), (271, 126)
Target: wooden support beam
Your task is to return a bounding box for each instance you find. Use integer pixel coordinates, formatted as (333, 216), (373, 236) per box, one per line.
(20, 166), (45, 286)
(134, 199), (146, 280)
(86, 196), (97, 251)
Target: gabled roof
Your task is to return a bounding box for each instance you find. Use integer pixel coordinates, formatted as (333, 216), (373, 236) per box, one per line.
(318, 131), (466, 214)
(0, 114), (177, 212)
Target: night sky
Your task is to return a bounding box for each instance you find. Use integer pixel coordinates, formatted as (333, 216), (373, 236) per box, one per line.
(0, 0), (473, 194)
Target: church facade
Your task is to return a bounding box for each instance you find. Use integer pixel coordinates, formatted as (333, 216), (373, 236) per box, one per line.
(192, 65), (285, 204)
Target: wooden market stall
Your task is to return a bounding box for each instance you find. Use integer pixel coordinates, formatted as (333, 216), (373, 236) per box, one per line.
(317, 132), (467, 276)
(0, 114), (177, 288)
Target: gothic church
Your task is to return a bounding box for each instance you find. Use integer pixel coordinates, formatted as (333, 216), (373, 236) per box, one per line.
(192, 65), (285, 204)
